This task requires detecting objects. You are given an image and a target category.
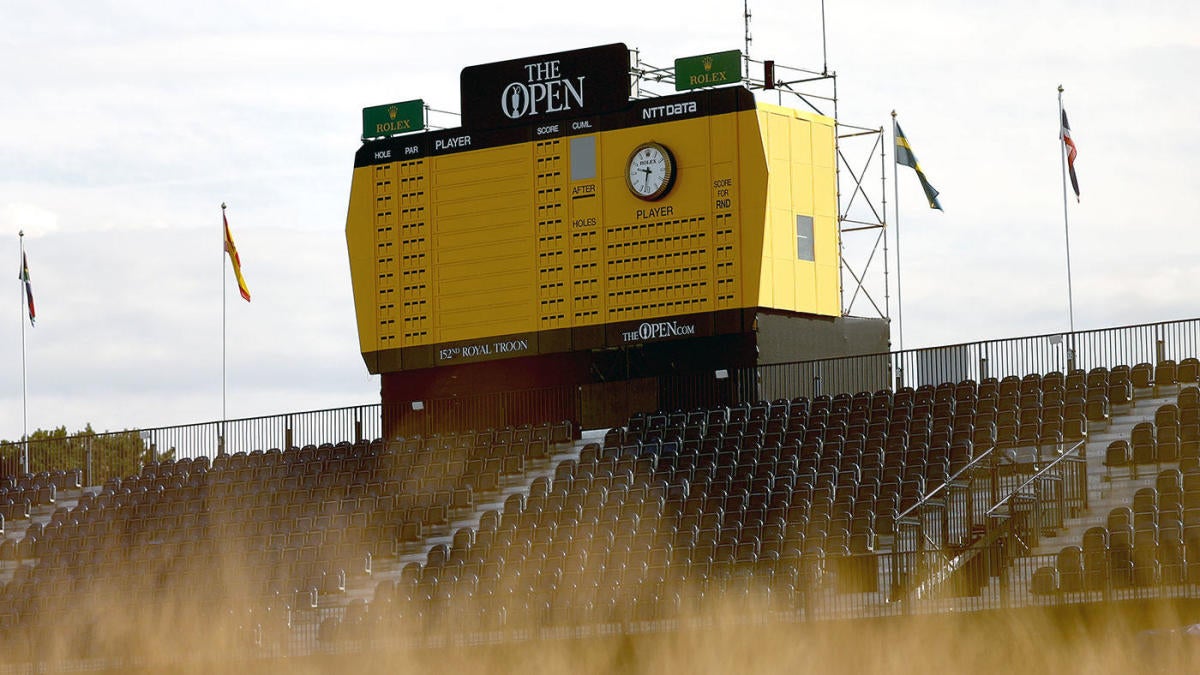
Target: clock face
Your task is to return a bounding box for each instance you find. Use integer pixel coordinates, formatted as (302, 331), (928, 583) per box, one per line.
(626, 142), (676, 201)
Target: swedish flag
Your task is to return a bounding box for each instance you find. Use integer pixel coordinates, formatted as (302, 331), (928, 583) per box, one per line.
(894, 119), (943, 211)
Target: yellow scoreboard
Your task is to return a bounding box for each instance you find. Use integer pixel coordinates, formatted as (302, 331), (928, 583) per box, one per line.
(346, 44), (840, 374)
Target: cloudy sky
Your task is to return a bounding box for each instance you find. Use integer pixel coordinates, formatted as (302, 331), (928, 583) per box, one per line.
(2, 1), (1197, 439)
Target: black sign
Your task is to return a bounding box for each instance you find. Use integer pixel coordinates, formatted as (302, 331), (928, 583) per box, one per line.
(355, 86), (755, 168)
(460, 43), (630, 131)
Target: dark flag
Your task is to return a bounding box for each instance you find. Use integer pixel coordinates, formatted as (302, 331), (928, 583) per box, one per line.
(19, 251), (35, 326)
(1060, 108), (1080, 202)
(894, 120), (943, 211)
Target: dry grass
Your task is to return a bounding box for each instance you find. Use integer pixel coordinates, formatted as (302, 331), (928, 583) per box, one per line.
(5, 548), (1200, 674)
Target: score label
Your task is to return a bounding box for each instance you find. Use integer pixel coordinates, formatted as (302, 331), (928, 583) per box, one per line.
(713, 177), (734, 210)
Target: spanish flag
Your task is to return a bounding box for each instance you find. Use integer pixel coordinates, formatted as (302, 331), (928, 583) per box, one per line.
(894, 119), (943, 211)
(223, 211), (251, 302)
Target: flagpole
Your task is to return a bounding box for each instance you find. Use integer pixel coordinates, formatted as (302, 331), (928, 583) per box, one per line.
(1057, 85), (1076, 337)
(221, 202), (227, 454)
(891, 111), (904, 357)
(18, 231), (28, 474)
(881, 124), (891, 324)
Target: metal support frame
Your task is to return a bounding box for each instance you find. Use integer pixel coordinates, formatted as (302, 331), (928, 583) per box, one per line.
(838, 124), (889, 321)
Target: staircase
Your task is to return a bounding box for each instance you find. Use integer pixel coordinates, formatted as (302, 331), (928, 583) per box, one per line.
(1029, 387), (1183, 558)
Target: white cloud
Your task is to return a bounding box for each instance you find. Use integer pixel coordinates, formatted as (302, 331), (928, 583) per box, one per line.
(2, 203), (61, 236)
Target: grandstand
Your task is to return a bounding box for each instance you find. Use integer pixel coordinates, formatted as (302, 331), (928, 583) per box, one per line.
(2, 44), (1199, 672)
(4, 320), (1200, 669)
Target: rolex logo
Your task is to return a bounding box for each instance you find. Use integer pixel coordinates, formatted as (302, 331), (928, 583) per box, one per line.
(372, 103), (414, 135)
(687, 54), (729, 88)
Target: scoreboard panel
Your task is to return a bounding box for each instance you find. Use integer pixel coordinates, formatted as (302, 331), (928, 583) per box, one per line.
(346, 45), (839, 374)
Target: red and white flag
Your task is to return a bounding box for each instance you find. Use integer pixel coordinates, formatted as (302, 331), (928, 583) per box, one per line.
(1060, 108), (1080, 202)
(19, 251), (36, 326)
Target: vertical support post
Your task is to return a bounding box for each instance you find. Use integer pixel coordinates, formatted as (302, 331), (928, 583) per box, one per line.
(1057, 87), (1076, 335)
(18, 231), (29, 476)
(84, 437), (93, 490)
(999, 544), (1011, 609)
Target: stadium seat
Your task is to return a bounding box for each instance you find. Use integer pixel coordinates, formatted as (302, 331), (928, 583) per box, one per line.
(1178, 358), (1200, 385)
(1056, 545), (1084, 592)
(1105, 440), (1132, 481)
(1132, 526), (1161, 587)
(1132, 487), (1158, 529)
(398, 520), (422, 543)
(1131, 422), (1158, 466)
(1155, 360), (1178, 395)
(1108, 509), (1135, 589)
(1084, 394), (1109, 425)
(1156, 403), (1180, 428)
(1157, 423), (1181, 463)
(1106, 379), (1133, 408)
(1158, 468), (1184, 494)
(1065, 401), (1094, 439)
(1186, 529), (1200, 584)
(1031, 566), (1059, 595)
(1086, 366), (1109, 389)
(1110, 364), (1130, 385)
(972, 379), (996, 401)
(1131, 362), (1154, 392)
(1160, 520), (1187, 584)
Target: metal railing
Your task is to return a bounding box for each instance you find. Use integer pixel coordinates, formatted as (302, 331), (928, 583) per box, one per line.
(286, 550), (1200, 658)
(669, 316), (1200, 407)
(8, 544), (1198, 672)
(986, 439), (1090, 554)
(0, 404), (386, 486)
(4, 316), (1198, 486)
(893, 445), (998, 556)
(0, 388), (577, 486)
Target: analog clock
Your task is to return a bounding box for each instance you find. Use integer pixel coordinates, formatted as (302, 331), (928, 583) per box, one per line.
(626, 142), (676, 201)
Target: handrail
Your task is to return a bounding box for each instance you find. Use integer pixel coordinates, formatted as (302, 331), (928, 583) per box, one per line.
(985, 439), (1086, 519)
(904, 439), (1086, 600)
(894, 444), (997, 523)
